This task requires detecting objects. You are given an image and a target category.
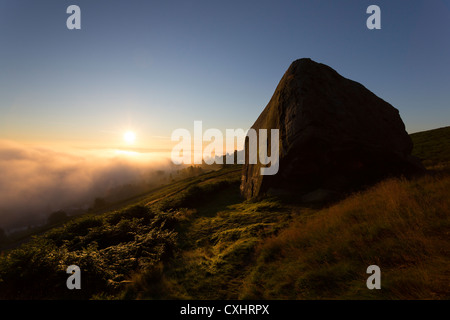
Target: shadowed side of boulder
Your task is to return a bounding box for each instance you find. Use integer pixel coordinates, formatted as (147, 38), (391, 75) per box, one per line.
(240, 58), (424, 200)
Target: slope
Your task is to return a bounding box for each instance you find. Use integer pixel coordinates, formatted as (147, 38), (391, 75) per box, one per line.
(0, 128), (449, 299)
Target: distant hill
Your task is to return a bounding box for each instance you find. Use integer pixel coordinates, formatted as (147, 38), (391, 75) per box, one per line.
(0, 127), (449, 300)
(411, 126), (450, 169)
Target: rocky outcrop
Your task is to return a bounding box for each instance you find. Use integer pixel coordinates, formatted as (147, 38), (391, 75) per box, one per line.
(240, 58), (424, 200)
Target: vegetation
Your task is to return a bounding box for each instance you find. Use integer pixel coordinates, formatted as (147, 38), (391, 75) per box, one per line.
(0, 127), (449, 299)
(240, 173), (450, 299)
(0, 205), (182, 299)
(122, 196), (291, 299)
(411, 126), (450, 169)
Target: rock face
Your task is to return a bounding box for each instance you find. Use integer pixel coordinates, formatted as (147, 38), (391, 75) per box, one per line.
(240, 58), (424, 200)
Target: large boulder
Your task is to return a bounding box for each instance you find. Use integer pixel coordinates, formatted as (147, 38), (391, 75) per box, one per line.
(240, 58), (424, 200)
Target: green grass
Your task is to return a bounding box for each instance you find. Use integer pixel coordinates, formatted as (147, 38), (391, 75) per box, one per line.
(155, 198), (291, 300)
(118, 167), (293, 299)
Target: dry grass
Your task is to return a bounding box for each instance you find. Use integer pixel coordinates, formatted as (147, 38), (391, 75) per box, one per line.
(241, 172), (450, 299)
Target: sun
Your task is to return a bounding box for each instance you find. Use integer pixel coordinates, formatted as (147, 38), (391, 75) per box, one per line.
(123, 131), (136, 144)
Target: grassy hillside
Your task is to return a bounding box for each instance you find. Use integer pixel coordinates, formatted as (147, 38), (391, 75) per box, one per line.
(240, 173), (450, 299)
(0, 127), (449, 299)
(411, 126), (450, 169)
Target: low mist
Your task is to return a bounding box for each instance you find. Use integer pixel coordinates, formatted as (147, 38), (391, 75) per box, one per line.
(0, 140), (176, 233)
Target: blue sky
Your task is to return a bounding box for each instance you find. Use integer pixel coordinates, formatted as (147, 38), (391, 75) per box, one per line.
(0, 0), (449, 149)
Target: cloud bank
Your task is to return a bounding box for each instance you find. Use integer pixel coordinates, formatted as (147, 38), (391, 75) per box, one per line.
(0, 140), (172, 232)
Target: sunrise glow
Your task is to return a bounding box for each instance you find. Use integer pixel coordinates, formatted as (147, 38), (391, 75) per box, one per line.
(123, 131), (136, 144)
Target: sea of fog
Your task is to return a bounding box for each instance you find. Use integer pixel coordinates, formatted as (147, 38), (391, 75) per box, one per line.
(0, 140), (174, 233)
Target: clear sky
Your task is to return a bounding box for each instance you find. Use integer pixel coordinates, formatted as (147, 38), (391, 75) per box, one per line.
(0, 0), (449, 151)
